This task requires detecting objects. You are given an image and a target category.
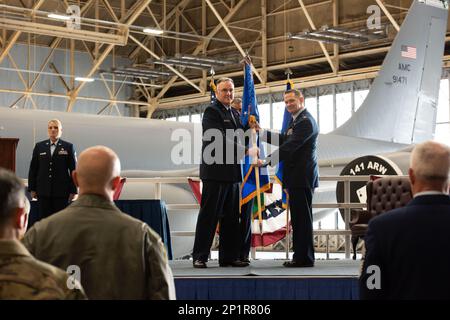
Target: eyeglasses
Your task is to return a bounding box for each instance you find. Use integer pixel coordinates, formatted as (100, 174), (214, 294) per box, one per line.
(48, 126), (59, 129)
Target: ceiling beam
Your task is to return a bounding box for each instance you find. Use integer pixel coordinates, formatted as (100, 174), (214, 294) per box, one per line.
(157, 45), (395, 89)
(101, 0), (120, 23)
(224, 0), (331, 26)
(297, 0), (337, 74)
(0, 17), (128, 45)
(30, 38), (63, 90)
(67, 0), (153, 112)
(128, 0), (192, 59)
(205, 0), (265, 84)
(129, 34), (202, 93)
(155, 52), (450, 110)
(155, 66), (382, 110)
(155, 0), (246, 99)
(0, 0), (45, 64)
(333, 0), (339, 73)
(375, 0), (400, 32)
(177, 8), (199, 36)
(0, 87), (148, 106)
(261, 0), (267, 84)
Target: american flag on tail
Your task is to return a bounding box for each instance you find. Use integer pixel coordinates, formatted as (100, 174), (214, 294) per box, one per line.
(401, 45), (417, 59)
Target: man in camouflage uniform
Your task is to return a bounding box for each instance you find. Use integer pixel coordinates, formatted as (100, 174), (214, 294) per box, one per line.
(0, 168), (86, 299)
(24, 146), (176, 300)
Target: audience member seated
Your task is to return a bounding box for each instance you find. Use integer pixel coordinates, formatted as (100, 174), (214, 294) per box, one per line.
(349, 175), (412, 259)
(23, 146), (176, 300)
(0, 168), (86, 300)
(360, 141), (450, 299)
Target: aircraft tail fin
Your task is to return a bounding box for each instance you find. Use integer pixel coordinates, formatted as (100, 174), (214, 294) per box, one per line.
(333, 0), (448, 144)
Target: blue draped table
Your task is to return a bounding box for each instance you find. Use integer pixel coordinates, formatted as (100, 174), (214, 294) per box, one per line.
(114, 200), (173, 260)
(28, 199), (173, 260)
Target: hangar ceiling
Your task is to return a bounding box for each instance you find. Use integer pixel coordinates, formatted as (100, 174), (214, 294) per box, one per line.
(0, 0), (449, 116)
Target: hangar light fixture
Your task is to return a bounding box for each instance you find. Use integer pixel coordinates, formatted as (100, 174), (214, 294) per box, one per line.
(143, 27), (164, 35)
(288, 24), (387, 46)
(106, 70), (158, 80)
(147, 54), (237, 70)
(324, 26), (385, 41)
(120, 67), (172, 76)
(288, 32), (350, 45)
(1, 4), (231, 46)
(103, 67), (173, 80)
(75, 77), (95, 82)
(178, 54), (235, 66)
(0, 4), (127, 45)
(47, 13), (71, 21)
(148, 59), (208, 70)
(0, 66), (162, 88)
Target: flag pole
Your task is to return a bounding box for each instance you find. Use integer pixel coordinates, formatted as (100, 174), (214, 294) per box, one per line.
(244, 55), (263, 256)
(285, 193), (290, 260)
(250, 121), (263, 241)
(284, 69), (293, 260)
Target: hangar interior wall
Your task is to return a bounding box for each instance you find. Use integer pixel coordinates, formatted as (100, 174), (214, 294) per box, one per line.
(0, 43), (133, 116)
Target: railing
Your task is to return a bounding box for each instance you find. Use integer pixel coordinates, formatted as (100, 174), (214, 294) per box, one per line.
(23, 175), (405, 259)
(123, 175), (387, 259)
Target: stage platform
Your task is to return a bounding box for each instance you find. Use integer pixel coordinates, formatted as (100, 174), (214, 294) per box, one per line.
(170, 259), (361, 300)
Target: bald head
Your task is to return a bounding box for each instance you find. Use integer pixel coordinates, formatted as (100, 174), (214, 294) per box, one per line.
(409, 141), (450, 194)
(74, 146), (121, 200)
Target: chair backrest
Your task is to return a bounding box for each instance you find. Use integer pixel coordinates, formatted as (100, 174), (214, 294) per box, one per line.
(188, 178), (202, 204)
(113, 177), (127, 200)
(366, 176), (413, 218)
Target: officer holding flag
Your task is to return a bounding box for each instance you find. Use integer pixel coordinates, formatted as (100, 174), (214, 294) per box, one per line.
(253, 88), (319, 267)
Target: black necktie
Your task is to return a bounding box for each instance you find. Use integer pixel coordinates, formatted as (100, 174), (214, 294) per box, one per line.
(229, 108), (237, 127)
(288, 117), (294, 129)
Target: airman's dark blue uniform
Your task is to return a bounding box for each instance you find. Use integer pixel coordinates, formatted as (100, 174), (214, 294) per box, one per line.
(193, 99), (248, 265)
(28, 139), (77, 218)
(264, 108), (319, 265)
